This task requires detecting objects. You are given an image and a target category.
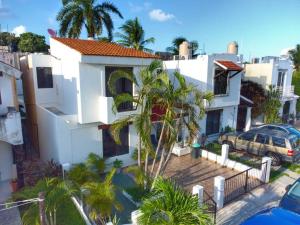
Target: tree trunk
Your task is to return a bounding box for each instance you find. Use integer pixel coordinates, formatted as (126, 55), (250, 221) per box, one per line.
(38, 192), (47, 225)
(138, 135), (141, 167)
(161, 143), (175, 175)
(154, 148), (166, 180)
(150, 121), (166, 175)
(144, 151), (149, 174)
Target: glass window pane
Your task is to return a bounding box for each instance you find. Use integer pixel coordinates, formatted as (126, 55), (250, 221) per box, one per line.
(36, 67), (53, 89)
(256, 134), (269, 144)
(239, 132), (255, 141)
(272, 137), (286, 148)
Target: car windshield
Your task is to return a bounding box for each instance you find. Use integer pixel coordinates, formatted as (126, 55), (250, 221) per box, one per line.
(289, 135), (300, 150)
(288, 181), (300, 200)
(287, 127), (300, 136)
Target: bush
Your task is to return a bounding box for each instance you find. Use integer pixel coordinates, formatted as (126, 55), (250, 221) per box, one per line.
(205, 142), (221, 155)
(125, 185), (149, 202)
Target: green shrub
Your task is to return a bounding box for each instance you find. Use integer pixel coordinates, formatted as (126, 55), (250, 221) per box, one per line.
(125, 185), (149, 202)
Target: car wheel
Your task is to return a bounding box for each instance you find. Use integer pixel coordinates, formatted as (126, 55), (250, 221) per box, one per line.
(222, 141), (234, 151)
(267, 152), (281, 166)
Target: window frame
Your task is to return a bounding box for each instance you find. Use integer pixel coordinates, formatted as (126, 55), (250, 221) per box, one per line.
(213, 66), (230, 96)
(271, 136), (287, 148)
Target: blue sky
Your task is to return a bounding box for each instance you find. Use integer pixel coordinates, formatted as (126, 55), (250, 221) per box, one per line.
(1, 0), (300, 59)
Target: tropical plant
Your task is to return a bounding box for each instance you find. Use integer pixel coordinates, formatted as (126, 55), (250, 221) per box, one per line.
(85, 153), (106, 175)
(116, 17), (155, 52)
(107, 60), (164, 171)
(151, 71), (213, 178)
(166, 37), (199, 55)
(56, 0), (123, 40)
(18, 32), (49, 53)
(67, 163), (96, 186)
(241, 80), (266, 118)
(289, 44), (300, 71)
(113, 159), (123, 169)
(263, 85), (282, 124)
(13, 178), (75, 225)
(83, 168), (122, 224)
(138, 177), (212, 225)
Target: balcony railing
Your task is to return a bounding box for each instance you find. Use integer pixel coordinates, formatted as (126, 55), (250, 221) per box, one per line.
(0, 111), (23, 145)
(276, 85), (295, 98)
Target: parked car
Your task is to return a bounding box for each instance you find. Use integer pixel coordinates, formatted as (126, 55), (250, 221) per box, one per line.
(219, 129), (300, 166)
(279, 178), (300, 214)
(240, 207), (300, 225)
(257, 124), (300, 138)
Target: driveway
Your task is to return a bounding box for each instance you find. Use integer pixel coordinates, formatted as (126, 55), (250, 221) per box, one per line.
(216, 173), (298, 225)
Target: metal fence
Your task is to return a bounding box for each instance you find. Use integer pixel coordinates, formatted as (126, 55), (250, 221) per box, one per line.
(224, 161), (268, 205)
(203, 189), (217, 224)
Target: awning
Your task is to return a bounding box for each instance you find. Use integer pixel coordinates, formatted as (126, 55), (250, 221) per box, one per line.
(239, 95), (254, 107)
(215, 60), (243, 71)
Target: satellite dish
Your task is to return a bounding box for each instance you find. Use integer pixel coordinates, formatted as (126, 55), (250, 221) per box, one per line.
(47, 29), (57, 37)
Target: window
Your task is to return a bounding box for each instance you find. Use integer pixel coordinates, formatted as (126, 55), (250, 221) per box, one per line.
(239, 132), (255, 141)
(214, 68), (228, 95)
(36, 67), (53, 89)
(105, 67), (133, 112)
(0, 71), (3, 77)
(272, 137), (286, 148)
(255, 134), (269, 144)
(277, 70), (286, 87)
(206, 110), (222, 135)
(102, 125), (129, 158)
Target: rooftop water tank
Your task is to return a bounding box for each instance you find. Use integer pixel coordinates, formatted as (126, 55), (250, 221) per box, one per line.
(179, 41), (192, 59)
(227, 41), (239, 55)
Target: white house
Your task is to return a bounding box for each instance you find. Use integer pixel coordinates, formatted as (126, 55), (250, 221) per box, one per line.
(20, 37), (158, 167)
(0, 61), (23, 182)
(163, 43), (246, 137)
(244, 56), (298, 123)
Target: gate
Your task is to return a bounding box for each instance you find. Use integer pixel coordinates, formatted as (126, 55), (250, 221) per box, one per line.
(224, 161), (268, 205)
(203, 189), (217, 224)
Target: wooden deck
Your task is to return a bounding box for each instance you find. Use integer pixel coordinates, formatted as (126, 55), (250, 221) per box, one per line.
(158, 154), (240, 196)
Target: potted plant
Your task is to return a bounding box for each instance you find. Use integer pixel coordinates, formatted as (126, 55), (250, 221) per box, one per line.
(10, 178), (18, 192)
(113, 159), (123, 173)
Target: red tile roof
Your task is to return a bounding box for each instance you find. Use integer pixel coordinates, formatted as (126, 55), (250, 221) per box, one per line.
(215, 60), (243, 71)
(52, 37), (160, 59)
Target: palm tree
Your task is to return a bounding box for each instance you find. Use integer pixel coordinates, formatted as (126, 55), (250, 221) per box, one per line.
(83, 168), (122, 224)
(138, 177), (212, 225)
(116, 17), (155, 52)
(56, 0), (123, 40)
(166, 37), (199, 55)
(107, 60), (165, 171)
(289, 44), (300, 71)
(85, 152), (106, 175)
(151, 71), (213, 178)
(263, 85), (282, 124)
(13, 178), (76, 225)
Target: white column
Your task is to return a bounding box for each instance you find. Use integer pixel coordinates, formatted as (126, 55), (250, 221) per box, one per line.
(221, 144), (229, 166)
(192, 185), (204, 206)
(245, 107), (252, 131)
(214, 176), (225, 209)
(131, 210), (142, 225)
(261, 157), (272, 183)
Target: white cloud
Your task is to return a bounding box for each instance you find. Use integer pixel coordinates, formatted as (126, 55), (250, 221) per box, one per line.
(149, 9), (175, 22)
(280, 47), (294, 56)
(12, 25), (26, 37)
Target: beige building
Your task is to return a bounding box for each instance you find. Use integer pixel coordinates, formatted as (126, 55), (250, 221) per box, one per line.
(244, 56), (298, 123)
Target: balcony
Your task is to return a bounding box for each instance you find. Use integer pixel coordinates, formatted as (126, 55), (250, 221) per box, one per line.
(99, 96), (139, 124)
(276, 85), (295, 98)
(0, 111), (23, 145)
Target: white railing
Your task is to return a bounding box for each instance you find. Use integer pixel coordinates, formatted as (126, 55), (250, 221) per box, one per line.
(276, 85), (295, 98)
(0, 112), (23, 145)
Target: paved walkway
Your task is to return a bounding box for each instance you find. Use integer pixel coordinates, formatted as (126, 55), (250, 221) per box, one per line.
(216, 174), (298, 225)
(0, 181), (22, 225)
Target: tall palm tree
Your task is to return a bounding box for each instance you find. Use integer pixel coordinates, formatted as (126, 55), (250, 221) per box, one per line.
(107, 60), (165, 171)
(116, 17), (155, 52)
(13, 178), (76, 225)
(151, 71), (213, 178)
(56, 0), (123, 40)
(289, 44), (300, 71)
(138, 177), (212, 225)
(83, 168), (122, 224)
(166, 37), (199, 55)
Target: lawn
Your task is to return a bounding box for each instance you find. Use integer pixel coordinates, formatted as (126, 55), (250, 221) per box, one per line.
(20, 198), (85, 225)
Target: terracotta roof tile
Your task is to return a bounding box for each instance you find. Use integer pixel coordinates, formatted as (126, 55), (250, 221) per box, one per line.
(52, 37), (160, 59)
(215, 60), (243, 71)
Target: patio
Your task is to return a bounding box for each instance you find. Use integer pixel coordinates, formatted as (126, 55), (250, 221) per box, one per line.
(160, 154), (240, 196)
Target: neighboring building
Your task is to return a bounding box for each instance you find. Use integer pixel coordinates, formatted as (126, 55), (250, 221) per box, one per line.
(0, 61), (23, 182)
(20, 38), (158, 167)
(163, 42), (246, 137)
(244, 56), (298, 123)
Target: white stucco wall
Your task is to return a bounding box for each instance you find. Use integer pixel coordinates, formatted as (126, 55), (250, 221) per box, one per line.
(0, 141), (13, 181)
(0, 75), (14, 114)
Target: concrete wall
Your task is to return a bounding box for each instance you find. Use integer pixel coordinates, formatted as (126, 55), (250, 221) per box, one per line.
(0, 141), (13, 181)
(0, 75), (14, 114)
